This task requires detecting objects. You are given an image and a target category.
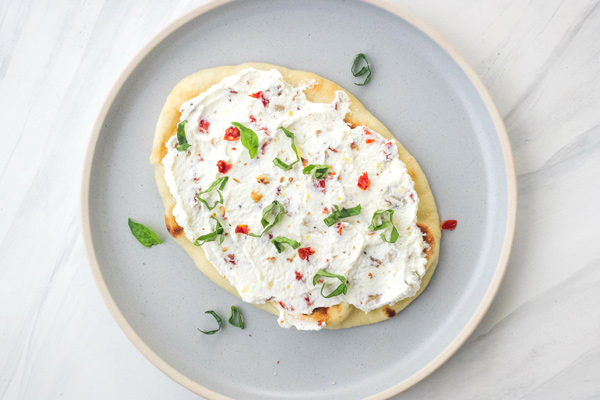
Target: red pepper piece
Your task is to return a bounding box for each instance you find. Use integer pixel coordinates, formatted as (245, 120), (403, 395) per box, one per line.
(198, 119), (210, 133)
(441, 220), (458, 231)
(250, 91), (269, 107)
(217, 160), (233, 174)
(224, 126), (240, 141)
(235, 225), (249, 234)
(298, 247), (315, 261)
(357, 172), (370, 190)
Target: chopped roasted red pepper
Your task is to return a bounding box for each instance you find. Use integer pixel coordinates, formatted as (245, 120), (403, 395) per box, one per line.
(366, 139), (375, 144)
(441, 220), (458, 231)
(250, 91), (269, 107)
(295, 271), (303, 281)
(249, 115), (257, 123)
(357, 172), (370, 190)
(217, 160), (233, 174)
(363, 127), (372, 135)
(304, 295), (312, 306)
(298, 247), (315, 261)
(235, 225), (249, 234)
(318, 179), (326, 188)
(224, 126), (240, 141)
(198, 119), (210, 133)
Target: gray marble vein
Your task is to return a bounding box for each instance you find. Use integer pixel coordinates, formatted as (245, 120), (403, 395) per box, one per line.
(1, 0), (600, 399)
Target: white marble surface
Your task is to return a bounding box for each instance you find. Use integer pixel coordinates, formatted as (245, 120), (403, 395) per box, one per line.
(1, 0), (599, 398)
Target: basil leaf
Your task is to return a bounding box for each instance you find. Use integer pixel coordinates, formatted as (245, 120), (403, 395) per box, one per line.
(351, 53), (372, 86)
(271, 236), (301, 253)
(303, 164), (330, 180)
(249, 200), (284, 237)
(198, 310), (222, 335)
(323, 204), (362, 227)
(194, 216), (224, 246)
(197, 176), (228, 210)
(273, 126), (300, 171)
(176, 120), (191, 151)
(313, 269), (348, 298)
(232, 122), (259, 159)
(228, 305), (244, 329)
(368, 209), (399, 243)
(128, 219), (163, 248)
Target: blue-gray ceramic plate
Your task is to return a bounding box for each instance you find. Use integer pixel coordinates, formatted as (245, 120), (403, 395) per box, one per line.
(82, 0), (516, 398)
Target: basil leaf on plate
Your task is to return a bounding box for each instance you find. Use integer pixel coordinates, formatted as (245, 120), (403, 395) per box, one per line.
(198, 310), (222, 335)
(128, 218), (162, 248)
(351, 53), (372, 86)
(228, 306), (244, 329)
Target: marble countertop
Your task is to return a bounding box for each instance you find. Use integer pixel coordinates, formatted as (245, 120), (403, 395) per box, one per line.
(2, 0), (599, 398)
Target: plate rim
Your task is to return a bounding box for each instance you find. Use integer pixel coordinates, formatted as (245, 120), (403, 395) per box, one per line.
(80, 0), (517, 398)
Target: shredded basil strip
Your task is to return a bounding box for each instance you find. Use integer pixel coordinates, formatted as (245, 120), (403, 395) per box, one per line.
(303, 164), (330, 180)
(273, 127), (300, 170)
(368, 209), (399, 243)
(232, 122), (259, 159)
(194, 216), (225, 246)
(228, 306), (245, 329)
(176, 120), (191, 151)
(323, 204), (362, 227)
(198, 310), (222, 335)
(249, 200), (284, 237)
(197, 176), (228, 210)
(271, 236), (301, 253)
(351, 53), (372, 86)
(128, 218), (163, 248)
(313, 269), (348, 298)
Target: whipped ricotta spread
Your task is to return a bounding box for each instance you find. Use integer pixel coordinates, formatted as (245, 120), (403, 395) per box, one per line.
(162, 68), (427, 330)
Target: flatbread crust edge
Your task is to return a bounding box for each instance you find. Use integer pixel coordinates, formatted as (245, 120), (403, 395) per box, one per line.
(151, 63), (441, 329)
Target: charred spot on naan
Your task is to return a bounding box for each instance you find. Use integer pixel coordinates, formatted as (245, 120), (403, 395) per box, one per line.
(165, 209), (184, 238)
(384, 306), (397, 318)
(417, 222), (435, 260)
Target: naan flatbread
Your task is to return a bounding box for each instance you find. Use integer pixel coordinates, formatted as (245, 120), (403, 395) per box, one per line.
(151, 63), (440, 329)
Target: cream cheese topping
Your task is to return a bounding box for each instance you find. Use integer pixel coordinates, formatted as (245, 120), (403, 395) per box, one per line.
(162, 68), (426, 330)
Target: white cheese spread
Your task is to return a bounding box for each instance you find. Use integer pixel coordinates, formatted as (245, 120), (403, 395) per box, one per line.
(162, 68), (427, 330)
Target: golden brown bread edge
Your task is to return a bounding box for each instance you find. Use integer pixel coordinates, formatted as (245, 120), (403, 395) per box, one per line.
(151, 63), (441, 329)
